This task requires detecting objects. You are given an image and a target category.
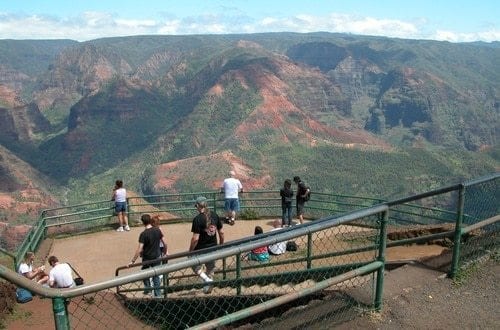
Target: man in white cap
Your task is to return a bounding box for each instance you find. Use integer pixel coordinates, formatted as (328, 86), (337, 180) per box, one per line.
(221, 170), (243, 225)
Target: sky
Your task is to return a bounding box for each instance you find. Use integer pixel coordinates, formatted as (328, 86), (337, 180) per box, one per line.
(0, 0), (498, 43)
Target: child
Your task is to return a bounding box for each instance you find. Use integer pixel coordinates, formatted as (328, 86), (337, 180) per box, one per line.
(244, 226), (269, 262)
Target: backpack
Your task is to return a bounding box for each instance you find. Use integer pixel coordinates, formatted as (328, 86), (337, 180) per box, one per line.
(304, 186), (311, 201)
(16, 287), (33, 303)
(286, 241), (298, 251)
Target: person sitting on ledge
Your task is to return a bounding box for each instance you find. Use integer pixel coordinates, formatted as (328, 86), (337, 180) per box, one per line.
(18, 251), (49, 285)
(48, 256), (75, 288)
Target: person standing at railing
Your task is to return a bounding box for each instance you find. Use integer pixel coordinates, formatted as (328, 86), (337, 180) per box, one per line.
(189, 196), (225, 294)
(280, 179), (294, 227)
(221, 170), (243, 225)
(294, 176), (310, 225)
(112, 179), (130, 232)
(129, 214), (163, 298)
(18, 251), (49, 285)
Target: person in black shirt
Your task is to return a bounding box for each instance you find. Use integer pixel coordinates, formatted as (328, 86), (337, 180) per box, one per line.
(279, 179), (294, 227)
(293, 176), (310, 225)
(130, 214), (165, 297)
(189, 196), (224, 293)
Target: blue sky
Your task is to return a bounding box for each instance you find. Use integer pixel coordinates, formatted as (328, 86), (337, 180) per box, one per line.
(0, 0), (498, 42)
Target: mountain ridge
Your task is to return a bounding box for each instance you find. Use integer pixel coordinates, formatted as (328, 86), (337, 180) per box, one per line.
(0, 32), (498, 223)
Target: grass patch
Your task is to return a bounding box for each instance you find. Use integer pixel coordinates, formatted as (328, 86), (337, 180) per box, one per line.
(452, 262), (479, 287)
(8, 309), (32, 321)
(239, 209), (260, 220)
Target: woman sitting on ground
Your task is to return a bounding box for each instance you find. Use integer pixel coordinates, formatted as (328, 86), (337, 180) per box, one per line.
(18, 251), (49, 285)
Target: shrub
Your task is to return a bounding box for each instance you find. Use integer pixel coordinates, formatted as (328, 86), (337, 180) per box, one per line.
(239, 208), (260, 220)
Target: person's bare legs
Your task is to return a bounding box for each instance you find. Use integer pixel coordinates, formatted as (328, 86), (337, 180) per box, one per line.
(118, 212), (124, 227)
(225, 208), (235, 225)
(37, 273), (49, 285)
(121, 212), (130, 230)
(123, 212), (129, 226)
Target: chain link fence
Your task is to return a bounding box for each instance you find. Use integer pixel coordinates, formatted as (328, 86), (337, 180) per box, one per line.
(459, 177), (500, 265)
(66, 210), (384, 329)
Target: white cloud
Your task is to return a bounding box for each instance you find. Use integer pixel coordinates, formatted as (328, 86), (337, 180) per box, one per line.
(0, 11), (497, 42)
(157, 20), (181, 35)
(113, 19), (157, 28)
(434, 29), (500, 42)
(340, 17), (419, 38)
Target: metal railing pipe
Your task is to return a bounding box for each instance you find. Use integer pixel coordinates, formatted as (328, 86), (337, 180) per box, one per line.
(450, 184), (466, 278)
(387, 184), (461, 206)
(190, 261), (384, 330)
(375, 210), (388, 310)
(53, 297), (70, 330)
(463, 172), (499, 187)
(461, 215), (500, 234)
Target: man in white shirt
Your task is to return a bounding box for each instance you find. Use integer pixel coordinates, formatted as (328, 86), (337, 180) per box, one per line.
(48, 256), (75, 288)
(268, 219), (287, 255)
(221, 170), (243, 225)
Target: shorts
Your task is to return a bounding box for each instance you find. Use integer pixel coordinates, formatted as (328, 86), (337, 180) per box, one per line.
(115, 202), (127, 213)
(296, 201), (305, 216)
(224, 198), (240, 212)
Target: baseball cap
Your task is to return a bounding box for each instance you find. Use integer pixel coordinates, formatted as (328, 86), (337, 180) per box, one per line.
(195, 196), (207, 206)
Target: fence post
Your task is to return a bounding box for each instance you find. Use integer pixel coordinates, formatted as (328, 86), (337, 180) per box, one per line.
(52, 297), (70, 330)
(126, 196), (130, 224)
(236, 253), (242, 295)
(450, 184), (465, 278)
(307, 232), (313, 269)
(41, 210), (48, 241)
(374, 209), (388, 311)
(212, 192), (218, 214)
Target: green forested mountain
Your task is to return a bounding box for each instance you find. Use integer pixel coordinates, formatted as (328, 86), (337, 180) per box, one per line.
(0, 33), (498, 220)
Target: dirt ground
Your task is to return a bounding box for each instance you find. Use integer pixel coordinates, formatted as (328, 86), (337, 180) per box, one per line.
(2, 219), (498, 329)
(336, 258), (499, 329)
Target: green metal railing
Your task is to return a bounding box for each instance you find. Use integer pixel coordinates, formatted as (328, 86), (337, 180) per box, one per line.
(0, 172), (498, 329)
(7, 191), (385, 269)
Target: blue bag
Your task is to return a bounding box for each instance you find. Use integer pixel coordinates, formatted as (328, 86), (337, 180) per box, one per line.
(16, 287), (33, 303)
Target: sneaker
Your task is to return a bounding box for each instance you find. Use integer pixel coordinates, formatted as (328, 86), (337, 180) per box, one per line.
(203, 278), (213, 294)
(229, 218), (235, 226)
(124, 225), (130, 231)
(116, 226), (124, 232)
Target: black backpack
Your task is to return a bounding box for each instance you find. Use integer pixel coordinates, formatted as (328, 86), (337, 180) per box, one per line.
(304, 186), (311, 201)
(286, 241), (298, 251)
